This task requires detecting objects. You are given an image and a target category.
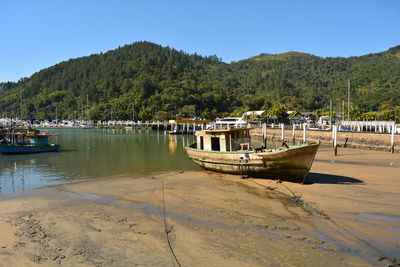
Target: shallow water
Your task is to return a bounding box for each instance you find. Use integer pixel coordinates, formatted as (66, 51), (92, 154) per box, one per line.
(0, 128), (202, 194)
(315, 159), (396, 167)
(357, 213), (400, 223)
(0, 128), (284, 194)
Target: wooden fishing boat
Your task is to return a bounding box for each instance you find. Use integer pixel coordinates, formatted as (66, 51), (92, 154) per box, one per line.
(0, 130), (60, 154)
(185, 127), (319, 183)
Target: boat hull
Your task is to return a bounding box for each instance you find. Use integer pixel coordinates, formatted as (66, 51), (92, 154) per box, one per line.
(0, 144), (60, 154)
(185, 143), (319, 183)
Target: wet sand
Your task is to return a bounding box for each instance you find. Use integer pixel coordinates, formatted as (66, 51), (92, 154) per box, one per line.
(0, 146), (399, 266)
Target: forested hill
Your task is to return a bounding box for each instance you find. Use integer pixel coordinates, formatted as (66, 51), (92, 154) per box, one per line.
(1, 41), (399, 120)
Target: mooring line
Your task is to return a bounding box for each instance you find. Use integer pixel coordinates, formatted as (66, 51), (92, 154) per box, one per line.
(246, 178), (399, 266)
(162, 180), (182, 267)
(247, 179), (300, 200)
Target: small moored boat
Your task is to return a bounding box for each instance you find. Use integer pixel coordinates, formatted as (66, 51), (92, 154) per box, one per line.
(0, 129), (60, 154)
(185, 127), (319, 183)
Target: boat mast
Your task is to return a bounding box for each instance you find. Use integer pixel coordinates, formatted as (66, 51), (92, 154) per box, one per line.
(347, 80), (351, 121)
(20, 83), (23, 121)
(86, 94), (89, 121)
(10, 111), (14, 145)
(330, 100), (332, 126)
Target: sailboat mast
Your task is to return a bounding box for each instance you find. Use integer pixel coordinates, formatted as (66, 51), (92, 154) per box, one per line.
(10, 111), (14, 145)
(86, 94), (89, 121)
(347, 80), (351, 121)
(20, 84), (23, 121)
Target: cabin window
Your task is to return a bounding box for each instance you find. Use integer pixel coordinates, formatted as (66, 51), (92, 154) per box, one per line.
(240, 143), (250, 150)
(200, 136), (204, 150)
(211, 137), (220, 151)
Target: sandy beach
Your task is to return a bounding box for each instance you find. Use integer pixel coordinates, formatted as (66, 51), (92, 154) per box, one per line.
(0, 146), (399, 266)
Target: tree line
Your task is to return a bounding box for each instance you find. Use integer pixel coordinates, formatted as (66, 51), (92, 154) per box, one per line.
(1, 41), (399, 121)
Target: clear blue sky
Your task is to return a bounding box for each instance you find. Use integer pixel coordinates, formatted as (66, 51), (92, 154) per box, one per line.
(1, 0), (399, 82)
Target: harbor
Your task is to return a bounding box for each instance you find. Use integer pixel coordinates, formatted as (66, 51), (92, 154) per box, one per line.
(0, 129), (197, 193)
(0, 128), (398, 266)
(1, 116), (399, 152)
(1, 1), (399, 265)
(0, 124), (398, 191)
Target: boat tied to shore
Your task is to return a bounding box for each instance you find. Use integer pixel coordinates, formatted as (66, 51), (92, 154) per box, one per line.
(0, 128), (60, 154)
(185, 127), (319, 183)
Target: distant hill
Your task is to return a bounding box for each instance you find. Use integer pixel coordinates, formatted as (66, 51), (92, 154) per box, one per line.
(1, 41), (399, 120)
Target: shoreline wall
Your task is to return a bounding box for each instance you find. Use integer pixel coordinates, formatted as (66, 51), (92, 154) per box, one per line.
(250, 128), (400, 152)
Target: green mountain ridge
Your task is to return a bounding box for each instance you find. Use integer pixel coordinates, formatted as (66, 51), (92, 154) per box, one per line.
(1, 41), (399, 120)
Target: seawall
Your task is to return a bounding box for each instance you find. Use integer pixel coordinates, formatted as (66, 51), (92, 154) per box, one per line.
(250, 128), (400, 152)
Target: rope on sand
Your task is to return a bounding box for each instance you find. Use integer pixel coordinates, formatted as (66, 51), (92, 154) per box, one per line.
(246, 178), (399, 266)
(162, 180), (182, 267)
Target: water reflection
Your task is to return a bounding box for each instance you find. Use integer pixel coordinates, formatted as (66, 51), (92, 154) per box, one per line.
(0, 129), (284, 194)
(168, 135), (177, 154)
(0, 129), (199, 194)
(0, 155), (58, 193)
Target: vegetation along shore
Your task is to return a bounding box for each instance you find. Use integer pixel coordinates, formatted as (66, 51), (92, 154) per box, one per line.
(1, 42), (399, 121)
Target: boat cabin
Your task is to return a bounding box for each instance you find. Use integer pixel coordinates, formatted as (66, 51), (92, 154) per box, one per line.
(14, 132), (51, 146)
(195, 128), (251, 152)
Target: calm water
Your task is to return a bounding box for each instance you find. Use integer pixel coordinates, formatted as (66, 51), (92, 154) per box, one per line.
(0, 128), (201, 194)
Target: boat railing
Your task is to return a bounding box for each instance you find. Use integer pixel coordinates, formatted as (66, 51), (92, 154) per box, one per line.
(186, 143), (198, 149)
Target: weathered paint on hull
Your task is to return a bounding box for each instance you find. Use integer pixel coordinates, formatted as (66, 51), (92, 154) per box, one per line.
(186, 143), (319, 183)
(0, 144), (60, 154)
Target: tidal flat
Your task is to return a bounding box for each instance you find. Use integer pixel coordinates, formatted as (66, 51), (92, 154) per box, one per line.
(0, 146), (399, 266)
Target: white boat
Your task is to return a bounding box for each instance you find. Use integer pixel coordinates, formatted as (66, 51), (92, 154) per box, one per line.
(213, 117), (248, 129)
